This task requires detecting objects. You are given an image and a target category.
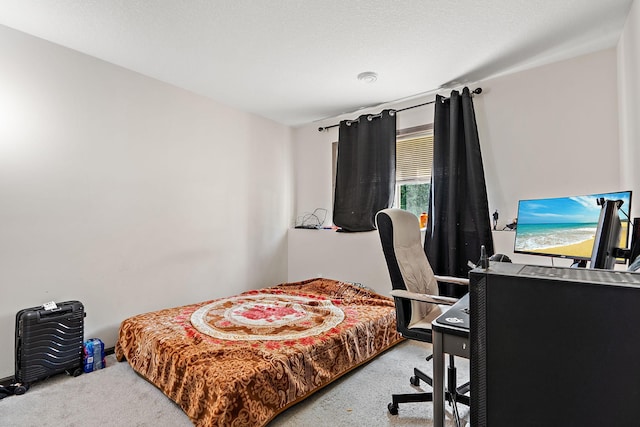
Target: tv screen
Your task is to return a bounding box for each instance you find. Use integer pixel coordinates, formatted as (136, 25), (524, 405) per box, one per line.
(514, 190), (632, 260)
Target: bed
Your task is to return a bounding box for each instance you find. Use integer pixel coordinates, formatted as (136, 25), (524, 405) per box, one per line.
(115, 278), (402, 426)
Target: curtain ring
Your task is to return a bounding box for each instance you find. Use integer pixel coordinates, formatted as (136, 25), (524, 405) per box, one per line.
(367, 115), (373, 121)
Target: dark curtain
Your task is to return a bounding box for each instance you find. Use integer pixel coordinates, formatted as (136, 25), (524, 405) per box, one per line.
(333, 110), (396, 232)
(424, 87), (494, 279)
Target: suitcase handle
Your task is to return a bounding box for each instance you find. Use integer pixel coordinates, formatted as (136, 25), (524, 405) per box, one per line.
(38, 305), (73, 319)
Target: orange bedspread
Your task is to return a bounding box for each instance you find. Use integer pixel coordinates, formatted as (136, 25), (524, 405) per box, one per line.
(115, 278), (402, 426)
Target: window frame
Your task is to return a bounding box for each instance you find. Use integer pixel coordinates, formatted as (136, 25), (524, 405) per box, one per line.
(393, 124), (433, 212)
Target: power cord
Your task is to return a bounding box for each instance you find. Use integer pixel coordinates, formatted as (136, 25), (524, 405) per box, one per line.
(295, 208), (328, 229)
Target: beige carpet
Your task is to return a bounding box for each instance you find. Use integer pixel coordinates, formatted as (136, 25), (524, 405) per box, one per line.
(0, 340), (469, 426)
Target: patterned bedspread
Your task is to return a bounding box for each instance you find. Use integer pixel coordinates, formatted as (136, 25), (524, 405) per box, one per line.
(115, 278), (402, 426)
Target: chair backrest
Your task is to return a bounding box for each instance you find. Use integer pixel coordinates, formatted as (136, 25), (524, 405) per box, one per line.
(376, 209), (440, 333)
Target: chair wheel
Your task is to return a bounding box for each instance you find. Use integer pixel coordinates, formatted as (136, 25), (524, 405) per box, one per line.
(388, 402), (398, 415)
(410, 375), (420, 386)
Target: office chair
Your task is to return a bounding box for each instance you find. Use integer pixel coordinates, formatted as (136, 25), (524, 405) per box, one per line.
(375, 208), (470, 423)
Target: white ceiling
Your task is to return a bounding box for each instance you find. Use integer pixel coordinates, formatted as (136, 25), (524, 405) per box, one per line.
(0, 0), (634, 126)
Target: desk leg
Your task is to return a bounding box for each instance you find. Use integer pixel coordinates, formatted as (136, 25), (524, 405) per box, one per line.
(433, 329), (445, 427)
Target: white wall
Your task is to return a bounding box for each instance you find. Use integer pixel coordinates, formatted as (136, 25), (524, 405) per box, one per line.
(289, 48), (623, 289)
(0, 25), (293, 378)
(479, 48), (621, 223)
(288, 229), (390, 295)
(618, 0), (640, 220)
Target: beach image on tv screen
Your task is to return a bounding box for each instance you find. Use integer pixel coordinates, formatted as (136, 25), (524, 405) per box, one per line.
(514, 191), (631, 259)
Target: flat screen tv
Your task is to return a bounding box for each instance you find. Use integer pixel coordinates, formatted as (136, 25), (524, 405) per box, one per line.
(513, 190), (632, 262)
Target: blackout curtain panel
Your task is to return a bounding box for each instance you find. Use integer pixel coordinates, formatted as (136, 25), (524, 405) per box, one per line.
(333, 110), (396, 232)
(424, 87), (494, 278)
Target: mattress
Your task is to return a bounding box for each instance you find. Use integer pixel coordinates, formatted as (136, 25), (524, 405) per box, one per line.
(115, 278), (402, 426)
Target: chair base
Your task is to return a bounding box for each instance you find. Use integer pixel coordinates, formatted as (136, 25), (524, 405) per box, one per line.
(388, 356), (469, 425)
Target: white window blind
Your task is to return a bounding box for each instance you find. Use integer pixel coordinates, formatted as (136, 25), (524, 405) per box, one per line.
(396, 127), (433, 182)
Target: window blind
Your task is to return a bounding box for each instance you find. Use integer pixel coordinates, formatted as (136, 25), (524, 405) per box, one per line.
(396, 131), (433, 182)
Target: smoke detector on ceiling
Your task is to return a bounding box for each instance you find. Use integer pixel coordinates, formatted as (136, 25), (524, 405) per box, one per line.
(357, 71), (378, 83)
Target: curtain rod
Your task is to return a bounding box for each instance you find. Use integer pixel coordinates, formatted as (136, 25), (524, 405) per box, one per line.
(317, 87), (482, 132)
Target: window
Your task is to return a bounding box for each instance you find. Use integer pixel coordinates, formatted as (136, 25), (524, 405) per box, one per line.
(395, 124), (433, 219)
(331, 123), (433, 219)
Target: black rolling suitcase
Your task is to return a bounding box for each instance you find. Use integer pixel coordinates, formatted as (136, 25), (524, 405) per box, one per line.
(15, 301), (85, 391)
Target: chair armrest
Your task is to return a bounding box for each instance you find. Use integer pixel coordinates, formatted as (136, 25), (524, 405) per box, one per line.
(434, 275), (469, 286)
(390, 289), (459, 306)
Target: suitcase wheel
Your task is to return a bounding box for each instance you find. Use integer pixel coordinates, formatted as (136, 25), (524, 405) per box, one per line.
(68, 368), (83, 377)
(14, 384), (29, 395)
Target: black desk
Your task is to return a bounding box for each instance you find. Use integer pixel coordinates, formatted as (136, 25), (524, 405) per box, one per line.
(432, 293), (470, 427)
